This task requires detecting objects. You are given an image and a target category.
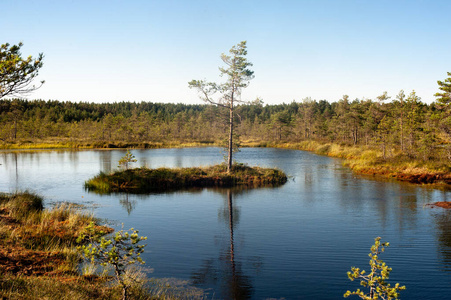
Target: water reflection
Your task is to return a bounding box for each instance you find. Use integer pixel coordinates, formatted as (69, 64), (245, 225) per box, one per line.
(1, 152), (21, 191)
(434, 210), (451, 271)
(13, 152), (19, 190)
(68, 150), (80, 170)
(99, 150), (113, 173)
(192, 190), (254, 299)
(119, 194), (136, 215)
(430, 190), (451, 271)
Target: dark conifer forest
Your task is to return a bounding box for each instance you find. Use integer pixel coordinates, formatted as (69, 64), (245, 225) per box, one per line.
(1, 92), (449, 166)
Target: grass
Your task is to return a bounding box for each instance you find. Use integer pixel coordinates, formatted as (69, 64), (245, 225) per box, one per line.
(0, 192), (166, 299)
(268, 141), (451, 186)
(0, 139), (218, 150)
(85, 163), (288, 194)
(0, 192), (110, 275)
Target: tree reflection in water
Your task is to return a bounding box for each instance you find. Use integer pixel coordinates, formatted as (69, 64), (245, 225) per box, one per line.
(191, 189), (254, 299)
(119, 193), (136, 215)
(433, 207), (451, 270)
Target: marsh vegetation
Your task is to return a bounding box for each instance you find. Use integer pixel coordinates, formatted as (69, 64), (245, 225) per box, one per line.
(0, 192), (164, 300)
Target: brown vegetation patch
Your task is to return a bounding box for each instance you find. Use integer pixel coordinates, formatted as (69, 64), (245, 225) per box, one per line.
(0, 208), (20, 226)
(0, 211), (67, 276)
(0, 201), (112, 278)
(396, 173), (451, 184)
(352, 167), (451, 186)
(0, 245), (67, 276)
(426, 202), (451, 209)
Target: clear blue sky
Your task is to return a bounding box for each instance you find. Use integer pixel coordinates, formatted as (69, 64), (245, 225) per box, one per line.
(2, 0), (450, 104)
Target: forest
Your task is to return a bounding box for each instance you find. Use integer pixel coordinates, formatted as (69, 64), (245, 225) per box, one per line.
(0, 90), (450, 168)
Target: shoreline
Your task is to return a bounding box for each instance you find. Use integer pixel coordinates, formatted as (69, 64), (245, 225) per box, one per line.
(254, 141), (451, 188)
(2, 139), (450, 188)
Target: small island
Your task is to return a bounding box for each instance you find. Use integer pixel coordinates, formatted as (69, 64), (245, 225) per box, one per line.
(85, 163), (288, 193)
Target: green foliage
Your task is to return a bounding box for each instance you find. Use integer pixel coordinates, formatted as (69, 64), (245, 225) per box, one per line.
(118, 149), (137, 170)
(434, 71), (451, 108)
(0, 42), (44, 99)
(434, 72), (451, 162)
(78, 222), (147, 300)
(188, 41), (254, 106)
(344, 237), (406, 300)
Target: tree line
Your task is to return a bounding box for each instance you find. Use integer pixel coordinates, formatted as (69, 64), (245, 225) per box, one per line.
(0, 92), (449, 163)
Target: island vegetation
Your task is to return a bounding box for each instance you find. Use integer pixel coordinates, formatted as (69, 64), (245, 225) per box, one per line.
(85, 162), (288, 194)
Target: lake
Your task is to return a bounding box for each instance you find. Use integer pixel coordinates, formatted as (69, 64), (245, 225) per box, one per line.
(0, 147), (450, 299)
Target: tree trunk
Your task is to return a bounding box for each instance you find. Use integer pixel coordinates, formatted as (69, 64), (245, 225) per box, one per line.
(227, 103), (233, 173)
(400, 109), (404, 151)
(122, 285), (128, 300)
(353, 127), (358, 145)
(115, 265), (128, 300)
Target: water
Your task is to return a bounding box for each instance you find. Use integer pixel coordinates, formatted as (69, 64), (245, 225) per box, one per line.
(0, 147), (450, 299)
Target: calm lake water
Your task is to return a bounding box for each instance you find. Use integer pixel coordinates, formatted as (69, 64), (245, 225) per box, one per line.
(1, 147), (450, 299)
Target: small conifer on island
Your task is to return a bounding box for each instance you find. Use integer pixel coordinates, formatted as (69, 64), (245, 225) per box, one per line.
(344, 237), (406, 300)
(118, 149), (137, 170)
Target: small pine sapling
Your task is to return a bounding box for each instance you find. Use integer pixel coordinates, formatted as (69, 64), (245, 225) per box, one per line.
(118, 149), (137, 170)
(78, 222), (147, 300)
(344, 237), (406, 300)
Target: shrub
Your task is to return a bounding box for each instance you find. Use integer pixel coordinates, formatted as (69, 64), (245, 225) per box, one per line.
(78, 222), (147, 300)
(344, 237), (406, 300)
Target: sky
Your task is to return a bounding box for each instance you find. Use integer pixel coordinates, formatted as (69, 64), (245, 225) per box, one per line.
(2, 0), (450, 105)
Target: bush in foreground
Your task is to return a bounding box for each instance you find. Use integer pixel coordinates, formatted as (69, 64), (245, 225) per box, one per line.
(0, 192), (148, 299)
(78, 223), (147, 300)
(344, 237), (406, 300)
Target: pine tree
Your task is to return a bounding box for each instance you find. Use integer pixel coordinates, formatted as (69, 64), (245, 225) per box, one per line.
(0, 42), (44, 99)
(434, 72), (451, 161)
(435, 72), (451, 109)
(189, 41), (254, 173)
